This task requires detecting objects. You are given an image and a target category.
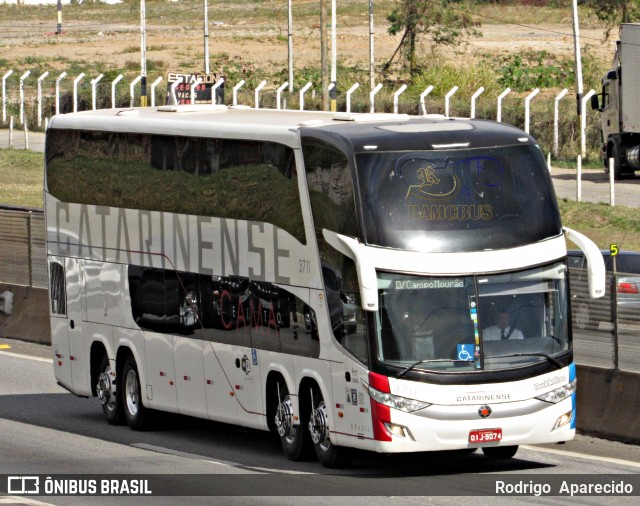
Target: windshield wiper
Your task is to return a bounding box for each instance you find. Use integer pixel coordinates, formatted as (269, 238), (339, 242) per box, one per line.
(397, 358), (463, 378)
(492, 353), (563, 369)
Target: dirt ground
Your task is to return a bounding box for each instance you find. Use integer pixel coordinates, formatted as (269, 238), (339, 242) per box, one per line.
(0, 12), (614, 83)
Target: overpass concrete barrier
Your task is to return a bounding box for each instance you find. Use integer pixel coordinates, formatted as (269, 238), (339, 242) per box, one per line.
(0, 284), (50, 345)
(576, 365), (640, 444)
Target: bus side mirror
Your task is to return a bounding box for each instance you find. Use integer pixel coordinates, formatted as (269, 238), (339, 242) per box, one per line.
(564, 227), (605, 299)
(590, 94), (601, 111)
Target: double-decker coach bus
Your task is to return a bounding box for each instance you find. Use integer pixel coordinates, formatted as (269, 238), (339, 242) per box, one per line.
(44, 105), (605, 467)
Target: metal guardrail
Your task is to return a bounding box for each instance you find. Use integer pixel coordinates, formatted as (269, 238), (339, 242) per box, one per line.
(570, 267), (640, 373)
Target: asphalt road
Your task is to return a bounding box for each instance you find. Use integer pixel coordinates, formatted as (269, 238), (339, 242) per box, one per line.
(1, 337), (640, 505)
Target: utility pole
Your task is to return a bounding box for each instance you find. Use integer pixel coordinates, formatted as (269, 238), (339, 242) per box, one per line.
(56, 0), (62, 35)
(572, 0), (583, 117)
(369, 0), (375, 91)
(204, 0), (210, 75)
(330, 0), (337, 112)
(140, 0), (148, 107)
(320, 0), (328, 110)
(288, 0), (294, 93)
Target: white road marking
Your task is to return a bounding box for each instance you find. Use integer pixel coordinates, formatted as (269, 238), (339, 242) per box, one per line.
(523, 445), (640, 469)
(0, 351), (52, 364)
(132, 443), (315, 475)
(0, 496), (56, 505)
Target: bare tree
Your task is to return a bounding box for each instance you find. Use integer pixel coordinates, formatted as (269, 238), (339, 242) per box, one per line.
(384, 0), (481, 77)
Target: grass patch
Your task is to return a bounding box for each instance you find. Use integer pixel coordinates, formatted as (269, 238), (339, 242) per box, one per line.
(559, 199), (640, 251)
(0, 149), (44, 208)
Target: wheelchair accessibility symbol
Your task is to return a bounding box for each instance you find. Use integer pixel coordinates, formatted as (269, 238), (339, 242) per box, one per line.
(457, 344), (475, 361)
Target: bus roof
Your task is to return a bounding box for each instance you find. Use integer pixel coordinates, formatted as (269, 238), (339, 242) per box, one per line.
(47, 105), (535, 150)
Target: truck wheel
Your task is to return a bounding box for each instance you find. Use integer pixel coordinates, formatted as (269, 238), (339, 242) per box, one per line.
(274, 380), (313, 461)
(96, 354), (124, 425)
(309, 385), (352, 468)
(606, 143), (623, 180)
(122, 355), (150, 430)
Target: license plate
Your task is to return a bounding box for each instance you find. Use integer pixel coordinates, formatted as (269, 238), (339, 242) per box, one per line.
(469, 428), (502, 444)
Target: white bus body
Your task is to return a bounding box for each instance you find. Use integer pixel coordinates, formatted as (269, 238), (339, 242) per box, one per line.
(44, 106), (604, 467)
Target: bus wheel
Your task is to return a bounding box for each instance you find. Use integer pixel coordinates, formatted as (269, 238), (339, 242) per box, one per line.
(122, 355), (149, 430)
(274, 381), (313, 461)
(482, 445), (518, 460)
(309, 386), (352, 468)
(96, 354), (123, 425)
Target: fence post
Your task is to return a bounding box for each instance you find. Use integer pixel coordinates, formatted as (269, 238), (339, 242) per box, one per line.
(554, 88), (569, 157)
(9, 115), (13, 147)
(254, 80), (267, 109)
(369, 83), (383, 113)
(445, 86), (458, 118)
(581, 89), (596, 158)
(72, 73), (85, 113)
(90, 73), (104, 111)
(524, 88), (540, 134)
(496, 87), (511, 123)
(170, 78), (182, 105)
(470, 87), (484, 119)
(299, 82), (313, 111)
(276, 82), (289, 110)
(393, 84), (407, 114)
(2, 70), (13, 124)
(23, 118), (28, 150)
(111, 74), (124, 108)
(609, 157), (615, 207)
(150, 76), (163, 107)
(190, 77), (203, 104)
(576, 154), (582, 202)
(55, 72), (66, 115)
(37, 71), (49, 128)
(130, 75), (142, 107)
(19, 71), (31, 125)
(345, 83), (360, 114)
(211, 78), (224, 105)
(419, 85), (433, 116)
(232, 80), (245, 106)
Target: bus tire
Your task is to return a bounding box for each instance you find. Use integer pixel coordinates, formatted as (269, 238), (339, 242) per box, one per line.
(274, 380), (313, 461)
(96, 354), (124, 425)
(309, 385), (352, 468)
(482, 445), (518, 460)
(122, 355), (149, 430)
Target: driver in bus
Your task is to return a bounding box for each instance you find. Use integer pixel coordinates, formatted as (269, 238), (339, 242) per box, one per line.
(483, 311), (524, 341)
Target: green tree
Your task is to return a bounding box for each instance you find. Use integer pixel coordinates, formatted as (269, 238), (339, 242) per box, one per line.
(582, 0), (640, 37)
(385, 0), (481, 77)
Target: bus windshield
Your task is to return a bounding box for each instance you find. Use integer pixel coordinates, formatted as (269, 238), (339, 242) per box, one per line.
(355, 144), (561, 253)
(375, 262), (569, 373)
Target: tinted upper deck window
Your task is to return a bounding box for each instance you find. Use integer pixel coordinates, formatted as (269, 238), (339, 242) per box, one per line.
(46, 128), (305, 243)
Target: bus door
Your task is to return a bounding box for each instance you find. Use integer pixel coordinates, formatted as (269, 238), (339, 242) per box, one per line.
(49, 257), (72, 391)
(66, 257), (89, 395)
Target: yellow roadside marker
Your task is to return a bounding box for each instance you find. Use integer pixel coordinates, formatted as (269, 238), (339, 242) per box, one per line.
(0, 344), (11, 349)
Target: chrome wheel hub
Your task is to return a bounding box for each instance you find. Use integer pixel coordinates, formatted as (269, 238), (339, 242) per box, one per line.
(275, 397), (294, 439)
(125, 369), (139, 416)
(97, 366), (115, 408)
(309, 400), (329, 449)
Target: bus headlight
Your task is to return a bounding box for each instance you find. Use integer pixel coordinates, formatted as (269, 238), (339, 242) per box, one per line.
(536, 380), (576, 404)
(366, 383), (430, 413)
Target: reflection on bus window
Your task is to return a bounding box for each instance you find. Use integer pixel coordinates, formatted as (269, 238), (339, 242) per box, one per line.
(127, 266), (319, 358)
